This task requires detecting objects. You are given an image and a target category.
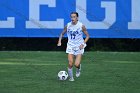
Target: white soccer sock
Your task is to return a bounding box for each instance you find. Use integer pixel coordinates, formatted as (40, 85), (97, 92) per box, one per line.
(68, 67), (73, 78)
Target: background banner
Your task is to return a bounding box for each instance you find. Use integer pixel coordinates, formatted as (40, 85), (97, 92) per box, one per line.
(0, 0), (140, 38)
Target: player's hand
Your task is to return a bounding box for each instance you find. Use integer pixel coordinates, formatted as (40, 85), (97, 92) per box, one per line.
(79, 44), (84, 50)
(57, 42), (61, 46)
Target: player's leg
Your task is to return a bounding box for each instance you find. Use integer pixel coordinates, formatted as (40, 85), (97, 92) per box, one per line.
(68, 54), (74, 81)
(75, 54), (82, 77)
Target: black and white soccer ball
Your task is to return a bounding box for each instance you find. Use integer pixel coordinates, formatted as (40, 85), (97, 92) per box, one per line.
(58, 71), (68, 80)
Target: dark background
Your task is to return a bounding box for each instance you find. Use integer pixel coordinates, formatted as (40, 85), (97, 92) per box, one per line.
(0, 38), (140, 51)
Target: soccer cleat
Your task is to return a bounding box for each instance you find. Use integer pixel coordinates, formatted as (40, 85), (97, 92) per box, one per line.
(76, 64), (81, 77)
(69, 77), (74, 81)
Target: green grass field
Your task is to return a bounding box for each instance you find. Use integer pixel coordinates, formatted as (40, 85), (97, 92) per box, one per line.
(0, 51), (140, 93)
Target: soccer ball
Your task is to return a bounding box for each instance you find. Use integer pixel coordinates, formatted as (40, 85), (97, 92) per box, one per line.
(58, 71), (68, 80)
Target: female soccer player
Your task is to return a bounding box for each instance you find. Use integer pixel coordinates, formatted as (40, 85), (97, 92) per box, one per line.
(57, 12), (89, 81)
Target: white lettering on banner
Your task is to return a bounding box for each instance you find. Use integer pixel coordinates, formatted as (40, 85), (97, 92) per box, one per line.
(26, 0), (64, 29)
(0, 17), (15, 28)
(76, 0), (116, 29)
(128, 0), (140, 29)
(0, 0), (140, 30)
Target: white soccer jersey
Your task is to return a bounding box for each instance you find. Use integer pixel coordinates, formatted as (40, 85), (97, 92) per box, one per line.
(67, 21), (84, 47)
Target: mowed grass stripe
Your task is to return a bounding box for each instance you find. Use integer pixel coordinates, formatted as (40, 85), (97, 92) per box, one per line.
(0, 60), (139, 66)
(0, 61), (65, 66)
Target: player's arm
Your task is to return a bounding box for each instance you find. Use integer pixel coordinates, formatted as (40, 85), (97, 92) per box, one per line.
(79, 25), (90, 49)
(57, 25), (67, 46)
(82, 25), (89, 44)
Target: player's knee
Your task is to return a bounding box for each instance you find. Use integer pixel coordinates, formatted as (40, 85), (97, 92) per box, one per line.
(68, 59), (73, 64)
(75, 63), (80, 68)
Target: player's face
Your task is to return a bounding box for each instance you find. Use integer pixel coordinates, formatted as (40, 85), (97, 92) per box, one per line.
(71, 14), (78, 23)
